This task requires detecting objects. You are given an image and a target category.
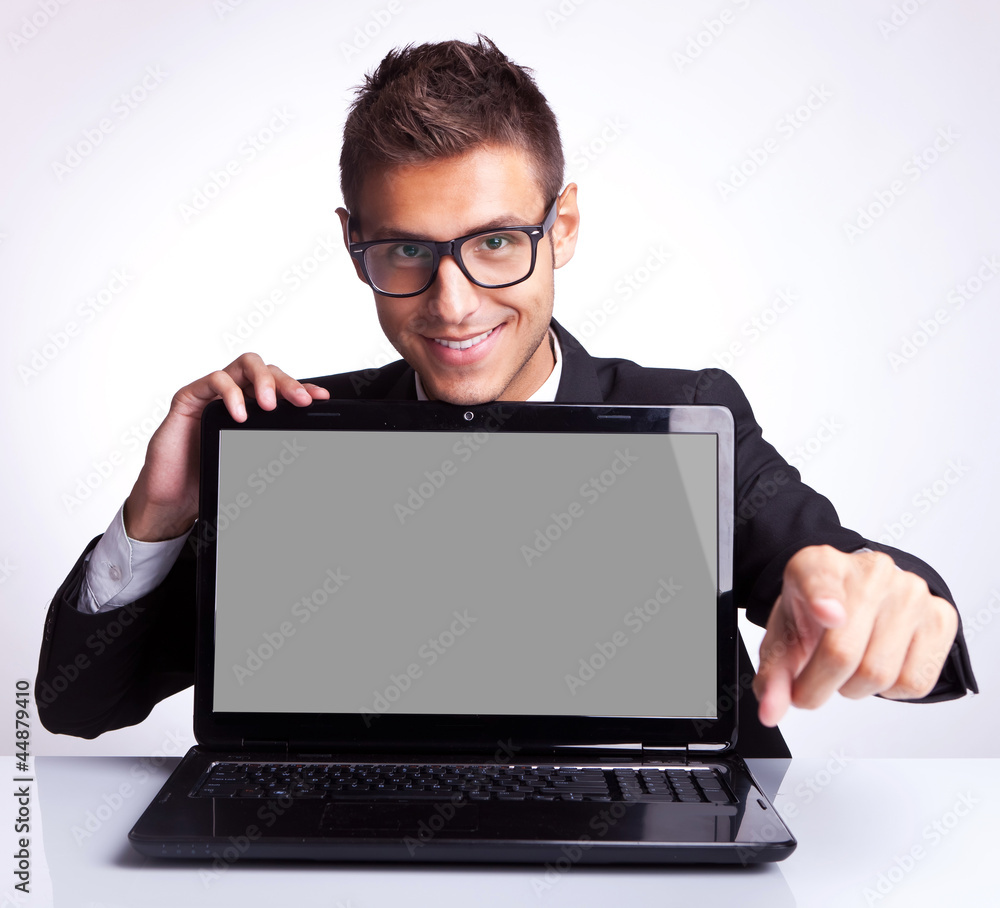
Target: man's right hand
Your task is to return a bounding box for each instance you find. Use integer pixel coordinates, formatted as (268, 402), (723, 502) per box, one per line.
(123, 353), (330, 542)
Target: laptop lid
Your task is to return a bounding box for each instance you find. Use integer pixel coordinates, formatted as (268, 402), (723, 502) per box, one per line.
(191, 399), (737, 755)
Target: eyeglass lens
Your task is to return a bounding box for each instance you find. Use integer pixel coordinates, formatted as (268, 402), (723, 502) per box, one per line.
(364, 229), (534, 295)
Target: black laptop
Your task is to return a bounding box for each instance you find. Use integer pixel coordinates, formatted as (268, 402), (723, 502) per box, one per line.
(128, 398), (795, 863)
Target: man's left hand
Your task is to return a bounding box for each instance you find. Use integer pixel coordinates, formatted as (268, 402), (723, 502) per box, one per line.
(753, 545), (959, 727)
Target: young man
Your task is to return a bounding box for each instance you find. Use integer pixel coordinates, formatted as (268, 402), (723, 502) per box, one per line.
(36, 37), (976, 753)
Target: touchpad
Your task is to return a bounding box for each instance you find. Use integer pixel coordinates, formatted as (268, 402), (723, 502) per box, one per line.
(321, 800), (480, 833)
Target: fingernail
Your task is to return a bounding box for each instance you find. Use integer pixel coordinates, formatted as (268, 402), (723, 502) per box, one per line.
(815, 597), (846, 619)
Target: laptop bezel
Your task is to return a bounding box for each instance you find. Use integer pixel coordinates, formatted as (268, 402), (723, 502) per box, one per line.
(192, 399), (738, 753)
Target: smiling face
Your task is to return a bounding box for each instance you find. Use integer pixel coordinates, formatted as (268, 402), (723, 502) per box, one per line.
(338, 144), (579, 404)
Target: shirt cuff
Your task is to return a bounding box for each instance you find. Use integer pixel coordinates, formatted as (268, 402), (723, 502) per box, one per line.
(78, 503), (194, 614)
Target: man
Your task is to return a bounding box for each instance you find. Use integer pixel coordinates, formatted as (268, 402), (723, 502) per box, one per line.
(36, 37), (976, 753)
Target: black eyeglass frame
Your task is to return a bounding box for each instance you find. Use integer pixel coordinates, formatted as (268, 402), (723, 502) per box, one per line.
(346, 198), (561, 298)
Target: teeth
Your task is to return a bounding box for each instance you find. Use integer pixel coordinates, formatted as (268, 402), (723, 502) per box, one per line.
(433, 327), (495, 350)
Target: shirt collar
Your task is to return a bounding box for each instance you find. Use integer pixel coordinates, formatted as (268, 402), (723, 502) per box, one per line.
(414, 326), (563, 402)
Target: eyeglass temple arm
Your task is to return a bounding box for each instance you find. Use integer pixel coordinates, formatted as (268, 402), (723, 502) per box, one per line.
(540, 197), (560, 234)
(346, 212), (360, 246)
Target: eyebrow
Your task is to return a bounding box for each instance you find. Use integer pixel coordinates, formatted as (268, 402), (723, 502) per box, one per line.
(367, 214), (533, 242)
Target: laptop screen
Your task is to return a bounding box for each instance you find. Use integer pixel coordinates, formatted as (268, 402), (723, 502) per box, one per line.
(210, 426), (719, 721)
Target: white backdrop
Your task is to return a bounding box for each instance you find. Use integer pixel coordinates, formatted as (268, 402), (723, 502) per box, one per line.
(2, 0), (997, 759)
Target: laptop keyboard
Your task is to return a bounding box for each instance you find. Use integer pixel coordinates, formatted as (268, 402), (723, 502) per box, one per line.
(192, 762), (733, 804)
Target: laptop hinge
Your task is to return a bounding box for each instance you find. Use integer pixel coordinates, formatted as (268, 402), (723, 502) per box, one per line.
(641, 742), (731, 758)
(641, 744), (688, 759)
(242, 740), (289, 755)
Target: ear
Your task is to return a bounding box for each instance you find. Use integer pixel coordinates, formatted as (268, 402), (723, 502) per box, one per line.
(336, 206), (367, 284)
(550, 183), (580, 270)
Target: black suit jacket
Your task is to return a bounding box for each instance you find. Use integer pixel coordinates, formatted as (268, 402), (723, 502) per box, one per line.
(36, 318), (977, 754)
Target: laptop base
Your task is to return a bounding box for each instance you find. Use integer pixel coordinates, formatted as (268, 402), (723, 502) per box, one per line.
(129, 746), (795, 864)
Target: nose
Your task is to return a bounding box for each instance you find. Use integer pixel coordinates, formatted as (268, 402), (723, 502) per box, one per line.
(424, 253), (481, 324)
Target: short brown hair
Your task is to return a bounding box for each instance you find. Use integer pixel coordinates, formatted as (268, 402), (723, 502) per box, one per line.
(340, 36), (564, 224)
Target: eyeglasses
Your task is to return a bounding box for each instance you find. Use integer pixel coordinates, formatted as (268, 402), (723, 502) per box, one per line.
(346, 198), (560, 298)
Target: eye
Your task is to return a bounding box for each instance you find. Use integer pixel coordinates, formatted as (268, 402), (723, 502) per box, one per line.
(474, 233), (520, 253)
(387, 243), (431, 261)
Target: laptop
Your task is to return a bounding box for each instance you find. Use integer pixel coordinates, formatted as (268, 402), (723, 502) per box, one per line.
(128, 397), (795, 863)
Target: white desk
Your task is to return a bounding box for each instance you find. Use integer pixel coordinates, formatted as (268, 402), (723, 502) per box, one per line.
(12, 757), (994, 907)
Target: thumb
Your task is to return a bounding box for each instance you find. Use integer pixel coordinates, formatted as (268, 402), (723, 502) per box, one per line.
(783, 563), (848, 629)
(801, 593), (847, 629)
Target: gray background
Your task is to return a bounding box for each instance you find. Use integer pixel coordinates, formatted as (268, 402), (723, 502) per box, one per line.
(212, 429), (718, 717)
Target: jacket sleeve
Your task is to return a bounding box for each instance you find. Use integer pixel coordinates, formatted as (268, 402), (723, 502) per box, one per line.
(693, 368), (977, 703)
(35, 532), (198, 738)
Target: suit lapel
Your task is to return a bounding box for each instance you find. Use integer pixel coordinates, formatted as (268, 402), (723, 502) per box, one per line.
(384, 363), (418, 399)
(550, 317), (606, 403)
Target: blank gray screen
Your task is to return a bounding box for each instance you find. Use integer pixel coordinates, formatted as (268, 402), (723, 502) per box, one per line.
(212, 429), (718, 718)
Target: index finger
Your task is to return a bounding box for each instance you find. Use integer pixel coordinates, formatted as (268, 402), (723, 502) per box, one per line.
(755, 594), (813, 727)
(756, 624), (797, 727)
(260, 364), (331, 408)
